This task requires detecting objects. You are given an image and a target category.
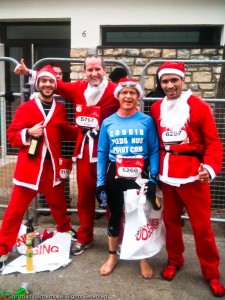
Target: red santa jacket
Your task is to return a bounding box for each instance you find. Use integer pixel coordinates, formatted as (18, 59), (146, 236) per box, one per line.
(150, 93), (223, 185)
(7, 96), (77, 190)
(56, 80), (119, 162)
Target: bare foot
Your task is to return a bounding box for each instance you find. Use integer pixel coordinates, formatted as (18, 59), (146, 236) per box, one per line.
(140, 259), (153, 279)
(100, 255), (117, 276)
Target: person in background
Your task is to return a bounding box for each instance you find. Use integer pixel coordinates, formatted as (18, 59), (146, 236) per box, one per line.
(96, 78), (159, 278)
(14, 55), (119, 255)
(150, 61), (225, 297)
(108, 67), (128, 84)
(146, 67), (165, 99)
(0, 66), (77, 271)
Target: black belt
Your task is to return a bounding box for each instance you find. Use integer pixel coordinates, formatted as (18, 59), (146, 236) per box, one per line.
(166, 150), (197, 156)
(165, 150), (202, 161)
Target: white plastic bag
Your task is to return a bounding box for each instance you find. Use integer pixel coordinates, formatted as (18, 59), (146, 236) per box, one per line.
(120, 187), (165, 260)
(3, 232), (72, 274)
(15, 224), (27, 255)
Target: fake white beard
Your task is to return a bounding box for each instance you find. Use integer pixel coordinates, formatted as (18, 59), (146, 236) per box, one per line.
(84, 77), (108, 106)
(160, 91), (191, 131)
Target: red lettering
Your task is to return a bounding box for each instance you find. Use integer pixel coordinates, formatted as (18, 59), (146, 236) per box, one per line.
(135, 229), (141, 241)
(51, 246), (59, 253)
(33, 244), (59, 255)
(135, 219), (160, 241)
(17, 234), (26, 247)
(141, 228), (148, 240)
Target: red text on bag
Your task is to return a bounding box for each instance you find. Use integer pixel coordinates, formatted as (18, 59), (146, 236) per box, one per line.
(135, 219), (160, 241)
(33, 244), (59, 255)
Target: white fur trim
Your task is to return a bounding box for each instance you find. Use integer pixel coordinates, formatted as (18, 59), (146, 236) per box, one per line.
(13, 178), (39, 191)
(203, 164), (215, 181)
(84, 78), (108, 106)
(37, 71), (56, 82)
(114, 82), (143, 99)
(28, 69), (37, 85)
(158, 68), (184, 79)
(35, 71), (57, 90)
(21, 128), (30, 145)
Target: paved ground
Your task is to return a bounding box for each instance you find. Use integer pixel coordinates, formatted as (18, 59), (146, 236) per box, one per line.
(1, 214), (225, 300)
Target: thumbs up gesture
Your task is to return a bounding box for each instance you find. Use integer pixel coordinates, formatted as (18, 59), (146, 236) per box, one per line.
(198, 163), (210, 183)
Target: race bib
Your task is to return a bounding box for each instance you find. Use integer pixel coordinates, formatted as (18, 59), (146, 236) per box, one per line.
(116, 155), (144, 179)
(75, 105), (100, 128)
(162, 130), (187, 145)
(59, 157), (72, 179)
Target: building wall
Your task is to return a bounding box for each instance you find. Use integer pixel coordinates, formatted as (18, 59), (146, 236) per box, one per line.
(70, 47), (224, 98)
(0, 0), (224, 97)
(0, 0), (224, 47)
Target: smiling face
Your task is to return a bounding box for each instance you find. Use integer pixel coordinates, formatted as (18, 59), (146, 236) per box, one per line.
(160, 74), (185, 100)
(117, 87), (139, 116)
(53, 66), (63, 81)
(84, 56), (106, 87)
(38, 76), (56, 100)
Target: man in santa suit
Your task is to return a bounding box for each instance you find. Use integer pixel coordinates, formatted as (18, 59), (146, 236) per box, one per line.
(150, 61), (225, 297)
(15, 55), (119, 255)
(0, 66), (77, 272)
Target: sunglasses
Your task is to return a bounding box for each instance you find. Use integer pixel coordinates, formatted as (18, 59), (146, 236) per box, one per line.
(119, 82), (137, 88)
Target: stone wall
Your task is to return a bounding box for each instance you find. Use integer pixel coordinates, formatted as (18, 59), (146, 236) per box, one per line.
(70, 47), (224, 99)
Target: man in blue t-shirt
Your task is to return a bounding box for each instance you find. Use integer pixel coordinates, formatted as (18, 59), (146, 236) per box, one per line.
(96, 78), (160, 278)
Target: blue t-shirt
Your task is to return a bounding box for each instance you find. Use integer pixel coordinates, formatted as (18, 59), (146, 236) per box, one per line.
(97, 111), (159, 186)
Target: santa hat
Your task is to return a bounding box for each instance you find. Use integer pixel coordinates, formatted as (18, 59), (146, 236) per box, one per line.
(114, 78), (143, 99)
(158, 62), (185, 79)
(35, 65), (57, 90)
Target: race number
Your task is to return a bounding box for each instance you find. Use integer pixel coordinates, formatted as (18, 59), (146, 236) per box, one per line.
(116, 155), (144, 178)
(75, 105), (100, 128)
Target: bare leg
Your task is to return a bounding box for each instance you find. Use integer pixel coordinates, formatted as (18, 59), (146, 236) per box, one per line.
(100, 237), (118, 276)
(139, 259), (153, 279)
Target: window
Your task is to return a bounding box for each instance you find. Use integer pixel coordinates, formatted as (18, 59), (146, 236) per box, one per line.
(101, 26), (222, 47)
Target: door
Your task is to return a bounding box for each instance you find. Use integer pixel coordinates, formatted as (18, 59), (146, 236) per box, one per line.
(0, 21), (71, 154)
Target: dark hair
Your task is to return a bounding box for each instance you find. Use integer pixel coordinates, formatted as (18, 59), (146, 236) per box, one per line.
(84, 55), (105, 70)
(109, 67), (128, 83)
(146, 67), (165, 98)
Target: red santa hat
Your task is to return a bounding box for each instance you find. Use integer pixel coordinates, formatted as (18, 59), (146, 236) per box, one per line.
(114, 78), (143, 99)
(158, 62), (185, 79)
(35, 65), (57, 90)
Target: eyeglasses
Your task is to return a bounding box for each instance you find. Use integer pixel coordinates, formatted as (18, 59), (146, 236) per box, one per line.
(119, 82), (137, 88)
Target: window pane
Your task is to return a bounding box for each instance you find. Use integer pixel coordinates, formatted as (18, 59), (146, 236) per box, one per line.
(102, 26), (221, 46)
(7, 24), (70, 40)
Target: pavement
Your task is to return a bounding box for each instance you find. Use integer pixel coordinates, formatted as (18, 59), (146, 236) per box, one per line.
(1, 214), (225, 300)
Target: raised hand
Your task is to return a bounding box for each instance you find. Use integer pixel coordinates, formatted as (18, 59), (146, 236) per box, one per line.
(14, 58), (29, 75)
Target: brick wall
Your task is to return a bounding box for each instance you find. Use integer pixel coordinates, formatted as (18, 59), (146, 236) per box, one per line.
(70, 47), (224, 99)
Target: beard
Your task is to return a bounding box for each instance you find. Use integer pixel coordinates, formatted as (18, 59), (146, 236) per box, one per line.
(39, 89), (54, 99)
(160, 95), (190, 131)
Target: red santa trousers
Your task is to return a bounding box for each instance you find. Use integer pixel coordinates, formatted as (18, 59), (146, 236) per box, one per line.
(0, 160), (72, 255)
(161, 180), (220, 280)
(76, 144), (126, 244)
(76, 144), (97, 244)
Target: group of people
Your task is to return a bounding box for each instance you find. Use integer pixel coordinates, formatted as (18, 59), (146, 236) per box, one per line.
(0, 56), (224, 297)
